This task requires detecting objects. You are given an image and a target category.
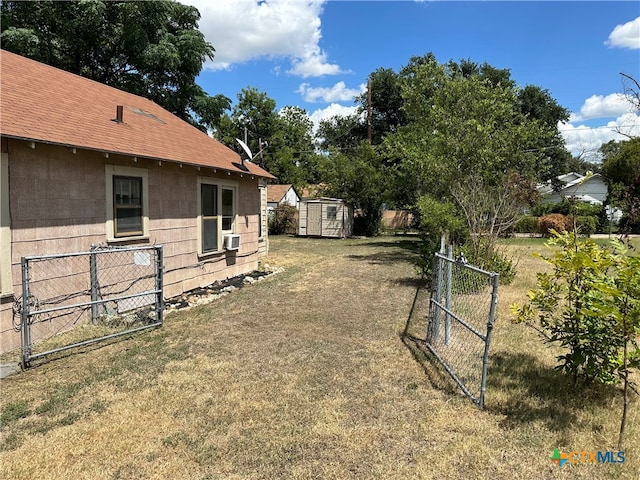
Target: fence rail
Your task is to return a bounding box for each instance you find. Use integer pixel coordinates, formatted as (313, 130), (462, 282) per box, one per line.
(19, 245), (163, 367)
(424, 249), (499, 408)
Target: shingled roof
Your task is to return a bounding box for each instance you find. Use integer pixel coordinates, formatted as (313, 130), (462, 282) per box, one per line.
(0, 50), (273, 178)
(267, 184), (296, 203)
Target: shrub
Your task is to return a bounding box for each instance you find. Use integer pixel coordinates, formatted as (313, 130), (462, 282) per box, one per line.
(460, 243), (517, 285)
(538, 214), (572, 236)
(268, 204), (298, 235)
(511, 232), (640, 448)
(512, 215), (539, 234)
(575, 215), (597, 236)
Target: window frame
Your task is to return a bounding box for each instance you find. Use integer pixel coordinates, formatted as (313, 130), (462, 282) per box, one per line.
(105, 165), (149, 242)
(197, 176), (238, 256)
(327, 205), (338, 221)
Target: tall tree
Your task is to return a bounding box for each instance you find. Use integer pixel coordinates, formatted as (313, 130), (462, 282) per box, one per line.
(216, 87), (279, 163)
(600, 138), (640, 233)
(386, 57), (550, 263)
(319, 142), (388, 236)
(0, 0), (229, 131)
(518, 85), (572, 181)
(354, 67), (406, 145)
(270, 106), (321, 187)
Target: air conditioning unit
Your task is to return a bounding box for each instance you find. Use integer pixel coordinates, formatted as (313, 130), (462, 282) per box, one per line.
(223, 234), (241, 251)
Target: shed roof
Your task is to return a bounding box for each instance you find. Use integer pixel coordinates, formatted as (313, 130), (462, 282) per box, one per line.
(0, 50), (273, 178)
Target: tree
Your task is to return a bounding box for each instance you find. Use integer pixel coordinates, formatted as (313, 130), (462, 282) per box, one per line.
(319, 142), (387, 236)
(518, 85), (572, 181)
(316, 114), (363, 154)
(0, 0), (230, 131)
(600, 138), (640, 233)
(511, 232), (640, 449)
(215, 86), (279, 165)
(381, 55), (558, 277)
(354, 67), (406, 145)
(216, 89), (319, 186)
(270, 106), (321, 187)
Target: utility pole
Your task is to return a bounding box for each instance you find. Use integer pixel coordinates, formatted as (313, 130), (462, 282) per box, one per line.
(367, 76), (372, 143)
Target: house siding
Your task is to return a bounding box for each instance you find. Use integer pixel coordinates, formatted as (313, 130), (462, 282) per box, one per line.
(543, 177), (608, 204)
(0, 139), (264, 353)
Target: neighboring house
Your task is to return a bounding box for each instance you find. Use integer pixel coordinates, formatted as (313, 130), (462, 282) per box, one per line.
(0, 50), (274, 353)
(266, 184), (300, 212)
(538, 172), (608, 205)
(298, 198), (353, 238)
(537, 172), (622, 223)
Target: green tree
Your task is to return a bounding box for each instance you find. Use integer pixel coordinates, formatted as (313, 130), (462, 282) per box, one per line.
(354, 67), (406, 145)
(216, 87), (279, 165)
(316, 114), (363, 154)
(216, 89), (319, 186)
(319, 142), (387, 236)
(512, 232), (640, 448)
(270, 106), (321, 187)
(600, 138), (640, 233)
(518, 85), (572, 181)
(0, 0), (230, 131)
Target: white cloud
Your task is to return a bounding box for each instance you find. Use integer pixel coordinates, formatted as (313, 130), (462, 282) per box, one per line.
(605, 16), (640, 49)
(309, 103), (360, 132)
(183, 0), (344, 77)
(559, 112), (640, 160)
(297, 81), (366, 103)
(570, 93), (635, 122)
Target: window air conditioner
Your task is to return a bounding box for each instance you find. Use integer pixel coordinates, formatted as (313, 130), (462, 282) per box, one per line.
(224, 234), (241, 251)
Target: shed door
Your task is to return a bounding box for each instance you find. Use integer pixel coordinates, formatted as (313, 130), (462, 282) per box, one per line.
(307, 203), (322, 236)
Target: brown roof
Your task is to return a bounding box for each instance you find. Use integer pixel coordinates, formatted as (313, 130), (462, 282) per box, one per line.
(267, 184), (295, 203)
(0, 50), (273, 178)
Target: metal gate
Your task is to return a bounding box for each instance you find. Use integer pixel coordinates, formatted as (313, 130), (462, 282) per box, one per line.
(19, 245), (163, 367)
(425, 250), (499, 408)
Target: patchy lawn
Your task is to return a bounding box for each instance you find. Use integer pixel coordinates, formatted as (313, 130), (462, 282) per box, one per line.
(0, 235), (637, 479)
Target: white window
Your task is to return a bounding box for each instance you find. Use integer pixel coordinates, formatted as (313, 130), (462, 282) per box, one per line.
(198, 177), (237, 255)
(105, 165), (149, 241)
(327, 205), (337, 220)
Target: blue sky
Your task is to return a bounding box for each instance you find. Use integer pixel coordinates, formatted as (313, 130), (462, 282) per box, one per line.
(186, 1), (640, 160)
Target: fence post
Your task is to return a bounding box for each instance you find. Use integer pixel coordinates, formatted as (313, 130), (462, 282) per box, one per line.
(20, 257), (32, 368)
(428, 253), (443, 342)
(445, 244), (453, 346)
(90, 249), (98, 324)
(155, 245), (164, 325)
(479, 272), (499, 409)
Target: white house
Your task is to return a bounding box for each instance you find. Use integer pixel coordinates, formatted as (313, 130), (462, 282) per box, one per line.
(266, 184), (300, 212)
(538, 172), (622, 222)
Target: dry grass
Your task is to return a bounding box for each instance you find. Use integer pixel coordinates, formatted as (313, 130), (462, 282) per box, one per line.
(0, 235), (638, 479)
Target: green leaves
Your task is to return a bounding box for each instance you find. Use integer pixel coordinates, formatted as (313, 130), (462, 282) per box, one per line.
(512, 231), (640, 388)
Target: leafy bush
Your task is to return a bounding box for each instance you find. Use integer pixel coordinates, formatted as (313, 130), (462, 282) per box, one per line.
(575, 215), (596, 236)
(460, 243), (517, 285)
(415, 195), (466, 277)
(537, 214), (572, 236)
(512, 215), (539, 234)
(268, 204), (298, 235)
(511, 231), (640, 447)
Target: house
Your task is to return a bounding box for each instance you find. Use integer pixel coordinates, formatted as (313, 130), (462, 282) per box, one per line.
(537, 172), (623, 224)
(538, 172), (608, 205)
(0, 50), (274, 353)
(298, 198), (353, 238)
(266, 184), (300, 212)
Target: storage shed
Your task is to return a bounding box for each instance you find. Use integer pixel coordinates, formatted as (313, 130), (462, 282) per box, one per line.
(298, 198), (353, 238)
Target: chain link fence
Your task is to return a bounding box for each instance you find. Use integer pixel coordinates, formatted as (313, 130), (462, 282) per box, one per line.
(18, 245), (163, 367)
(424, 250), (499, 408)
